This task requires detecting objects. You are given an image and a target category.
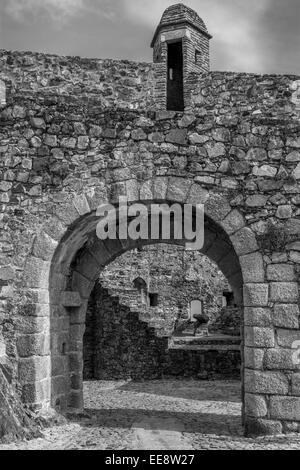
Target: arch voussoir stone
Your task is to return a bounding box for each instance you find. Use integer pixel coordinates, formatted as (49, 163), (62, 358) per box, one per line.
(23, 257), (51, 289)
(204, 193), (232, 223)
(72, 194), (91, 216)
(231, 227), (259, 256)
(239, 252), (265, 284)
(153, 177), (169, 200)
(74, 250), (102, 283)
(43, 216), (68, 243)
(71, 271), (95, 301)
(221, 209), (246, 235)
(85, 184), (109, 211)
(32, 231), (58, 262)
(186, 183), (209, 205)
(166, 177), (192, 202)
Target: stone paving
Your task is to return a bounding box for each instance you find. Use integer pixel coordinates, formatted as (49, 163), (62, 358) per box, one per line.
(1, 379), (300, 450)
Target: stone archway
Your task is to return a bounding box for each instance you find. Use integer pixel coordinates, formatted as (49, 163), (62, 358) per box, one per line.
(19, 181), (267, 435)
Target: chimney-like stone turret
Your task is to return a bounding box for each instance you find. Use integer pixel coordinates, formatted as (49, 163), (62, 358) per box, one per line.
(151, 3), (212, 111)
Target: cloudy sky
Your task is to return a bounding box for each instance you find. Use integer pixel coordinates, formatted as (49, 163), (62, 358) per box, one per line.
(0, 0), (299, 74)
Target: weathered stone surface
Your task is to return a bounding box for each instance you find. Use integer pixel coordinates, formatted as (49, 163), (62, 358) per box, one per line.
(270, 397), (300, 421)
(245, 417), (282, 437)
(165, 129), (187, 145)
(1, 26), (300, 439)
(245, 369), (289, 395)
(60, 291), (82, 308)
(292, 374), (300, 396)
(32, 232), (58, 262)
(286, 151), (300, 162)
(273, 304), (299, 329)
(244, 284), (269, 307)
(244, 347), (264, 369)
(21, 379), (50, 404)
(276, 205), (293, 219)
(267, 264), (296, 282)
(0, 267), (15, 281)
(23, 258), (51, 289)
(245, 393), (268, 417)
(0, 367), (39, 442)
(231, 228), (259, 255)
(221, 210), (245, 235)
(18, 356), (51, 384)
(292, 163), (300, 179)
(244, 307), (272, 327)
(186, 184), (209, 205)
(253, 165), (277, 177)
(188, 133), (209, 144)
(269, 282), (299, 303)
(73, 194), (90, 216)
(245, 327), (275, 348)
(277, 329), (300, 348)
(264, 349), (298, 370)
(240, 252), (264, 283)
(211, 128), (230, 142)
(245, 195), (269, 208)
(167, 177), (191, 202)
(153, 177), (168, 199)
(287, 137), (300, 148)
(17, 334), (50, 358)
(205, 142), (226, 158)
(30, 117), (46, 129)
(246, 148), (267, 161)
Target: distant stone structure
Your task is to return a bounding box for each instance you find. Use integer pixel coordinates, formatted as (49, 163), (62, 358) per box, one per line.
(83, 244), (240, 380)
(0, 3), (299, 439)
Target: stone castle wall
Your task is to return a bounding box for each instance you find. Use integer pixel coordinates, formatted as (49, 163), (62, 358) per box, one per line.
(99, 244), (231, 334)
(0, 47), (299, 435)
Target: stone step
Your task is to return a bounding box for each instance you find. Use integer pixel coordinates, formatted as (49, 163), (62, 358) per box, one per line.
(168, 334), (241, 351)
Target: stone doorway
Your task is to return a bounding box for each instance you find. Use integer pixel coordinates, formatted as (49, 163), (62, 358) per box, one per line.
(46, 200), (245, 427)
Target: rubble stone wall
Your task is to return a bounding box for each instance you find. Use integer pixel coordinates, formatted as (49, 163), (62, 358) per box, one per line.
(99, 244), (231, 335)
(0, 49), (299, 436)
(83, 284), (240, 380)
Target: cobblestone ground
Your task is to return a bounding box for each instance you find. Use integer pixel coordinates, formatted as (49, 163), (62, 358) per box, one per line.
(1, 380), (300, 450)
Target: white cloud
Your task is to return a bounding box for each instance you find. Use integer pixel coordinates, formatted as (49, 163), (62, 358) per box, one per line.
(4, 0), (120, 26)
(5, 0), (85, 23)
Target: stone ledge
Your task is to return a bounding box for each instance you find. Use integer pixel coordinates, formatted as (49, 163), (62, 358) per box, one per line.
(60, 291), (82, 308)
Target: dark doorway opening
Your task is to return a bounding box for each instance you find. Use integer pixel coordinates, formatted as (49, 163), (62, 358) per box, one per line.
(223, 291), (236, 307)
(167, 41), (184, 111)
(149, 292), (159, 307)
